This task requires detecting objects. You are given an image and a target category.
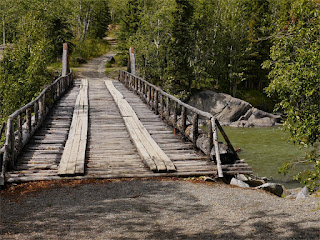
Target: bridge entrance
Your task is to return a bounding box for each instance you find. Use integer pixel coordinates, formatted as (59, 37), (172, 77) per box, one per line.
(1, 55), (252, 185)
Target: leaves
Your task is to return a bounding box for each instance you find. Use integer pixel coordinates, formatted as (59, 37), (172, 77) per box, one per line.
(265, 0), (320, 190)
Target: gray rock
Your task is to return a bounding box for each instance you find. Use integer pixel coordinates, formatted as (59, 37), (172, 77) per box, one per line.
(246, 179), (265, 187)
(188, 91), (281, 127)
(296, 186), (309, 200)
(188, 91), (252, 125)
(256, 183), (287, 197)
(203, 176), (216, 182)
(248, 115), (274, 127)
(229, 120), (253, 128)
(230, 178), (250, 188)
(236, 174), (248, 181)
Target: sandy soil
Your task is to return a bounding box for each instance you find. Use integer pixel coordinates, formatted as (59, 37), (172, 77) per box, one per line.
(1, 179), (319, 240)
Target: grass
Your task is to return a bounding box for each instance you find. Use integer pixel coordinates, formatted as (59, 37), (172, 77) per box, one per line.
(105, 64), (126, 79)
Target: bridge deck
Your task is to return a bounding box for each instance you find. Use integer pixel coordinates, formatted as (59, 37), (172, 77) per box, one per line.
(5, 55), (220, 183)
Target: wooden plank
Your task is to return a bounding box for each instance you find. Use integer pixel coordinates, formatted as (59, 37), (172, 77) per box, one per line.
(58, 79), (88, 175)
(105, 80), (176, 173)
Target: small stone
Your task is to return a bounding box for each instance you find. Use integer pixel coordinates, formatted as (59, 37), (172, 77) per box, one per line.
(246, 179), (265, 187)
(236, 174), (248, 181)
(256, 183), (287, 197)
(230, 178), (249, 188)
(296, 186), (309, 200)
(203, 176), (216, 182)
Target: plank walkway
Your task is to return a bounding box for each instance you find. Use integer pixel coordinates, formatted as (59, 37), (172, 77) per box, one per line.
(105, 80), (176, 172)
(5, 55), (221, 183)
(5, 81), (80, 182)
(58, 79), (89, 175)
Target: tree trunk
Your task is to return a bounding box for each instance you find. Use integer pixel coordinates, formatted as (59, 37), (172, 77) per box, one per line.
(2, 19), (5, 45)
(233, 79), (237, 97)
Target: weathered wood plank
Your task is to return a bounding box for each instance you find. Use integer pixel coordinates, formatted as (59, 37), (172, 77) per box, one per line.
(105, 80), (176, 173)
(58, 79), (88, 175)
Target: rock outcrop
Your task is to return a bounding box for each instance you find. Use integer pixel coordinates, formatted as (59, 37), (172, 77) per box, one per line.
(188, 90), (281, 127)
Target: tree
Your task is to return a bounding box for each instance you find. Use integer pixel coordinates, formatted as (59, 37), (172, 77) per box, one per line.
(132, 0), (176, 85)
(165, 0), (194, 96)
(88, 0), (111, 39)
(117, 0), (143, 65)
(263, 0), (320, 190)
(241, 0), (272, 91)
(0, 10), (51, 122)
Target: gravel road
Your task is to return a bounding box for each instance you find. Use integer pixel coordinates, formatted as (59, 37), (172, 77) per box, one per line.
(1, 179), (319, 239)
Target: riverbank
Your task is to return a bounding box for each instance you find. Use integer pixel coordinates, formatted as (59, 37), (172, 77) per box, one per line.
(1, 178), (319, 239)
(221, 126), (307, 189)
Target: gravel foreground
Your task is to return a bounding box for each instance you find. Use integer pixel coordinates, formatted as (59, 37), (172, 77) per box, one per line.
(0, 179), (319, 240)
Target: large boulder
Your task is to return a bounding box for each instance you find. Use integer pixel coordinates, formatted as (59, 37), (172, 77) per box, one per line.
(188, 91), (281, 127)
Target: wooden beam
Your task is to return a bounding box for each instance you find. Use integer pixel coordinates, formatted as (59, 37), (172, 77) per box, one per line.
(105, 80), (176, 173)
(58, 79), (88, 176)
(211, 118), (223, 178)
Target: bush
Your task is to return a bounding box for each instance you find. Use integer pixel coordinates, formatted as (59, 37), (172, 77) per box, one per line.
(70, 39), (110, 65)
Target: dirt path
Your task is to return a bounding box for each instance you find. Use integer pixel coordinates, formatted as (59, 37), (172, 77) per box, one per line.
(0, 179), (319, 240)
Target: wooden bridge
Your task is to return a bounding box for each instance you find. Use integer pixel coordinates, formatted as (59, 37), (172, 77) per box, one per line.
(0, 49), (252, 186)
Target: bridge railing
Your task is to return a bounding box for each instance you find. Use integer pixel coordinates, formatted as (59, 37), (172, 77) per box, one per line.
(0, 71), (73, 185)
(119, 70), (240, 177)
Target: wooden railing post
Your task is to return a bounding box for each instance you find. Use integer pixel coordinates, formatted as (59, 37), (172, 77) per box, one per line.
(173, 102), (178, 127)
(62, 43), (70, 76)
(154, 90), (159, 115)
(192, 113), (198, 147)
(34, 101), (39, 125)
(39, 94), (45, 121)
(181, 106), (187, 134)
(208, 119), (213, 157)
(211, 118), (223, 178)
(17, 114), (23, 149)
(144, 82), (148, 101)
(166, 97), (170, 121)
(26, 107), (32, 134)
(129, 46), (136, 75)
(135, 77), (138, 93)
(4, 118), (14, 169)
(160, 94), (164, 119)
(148, 86), (152, 106)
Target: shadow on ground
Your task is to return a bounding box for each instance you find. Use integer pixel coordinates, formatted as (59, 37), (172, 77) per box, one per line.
(0, 180), (319, 239)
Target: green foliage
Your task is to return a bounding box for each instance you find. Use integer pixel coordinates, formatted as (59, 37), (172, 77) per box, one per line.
(0, 11), (51, 122)
(88, 1), (111, 39)
(264, 0), (320, 190)
(117, 0), (274, 97)
(0, 0), (112, 123)
(70, 39), (109, 66)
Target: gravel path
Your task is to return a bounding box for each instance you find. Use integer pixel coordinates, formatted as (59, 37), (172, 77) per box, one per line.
(0, 179), (319, 239)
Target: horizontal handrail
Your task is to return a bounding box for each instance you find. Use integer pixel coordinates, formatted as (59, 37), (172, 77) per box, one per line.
(120, 72), (212, 119)
(8, 73), (71, 119)
(119, 70), (240, 177)
(0, 71), (73, 185)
